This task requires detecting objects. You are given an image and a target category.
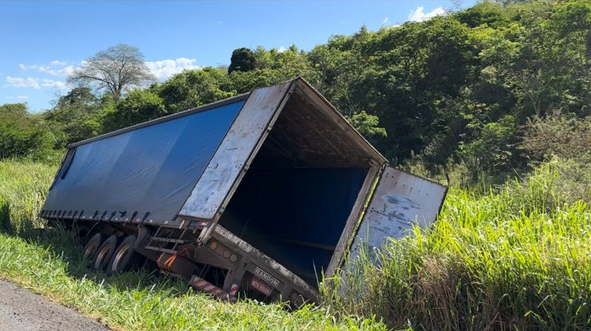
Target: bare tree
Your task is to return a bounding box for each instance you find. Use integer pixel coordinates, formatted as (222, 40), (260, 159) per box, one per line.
(68, 44), (155, 99)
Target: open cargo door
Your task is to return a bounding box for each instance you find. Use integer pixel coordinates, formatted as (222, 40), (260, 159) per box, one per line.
(348, 167), (447, 263)
(179, 81), (294, 227)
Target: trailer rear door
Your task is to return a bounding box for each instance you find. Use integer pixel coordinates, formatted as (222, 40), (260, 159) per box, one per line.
(179, 81), (294, 223)
(349, 167), (447, 263)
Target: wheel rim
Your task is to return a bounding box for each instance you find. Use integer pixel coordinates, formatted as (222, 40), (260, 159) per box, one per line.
(112, 245), (130, 271)
(96, 246), (111, 268)
(84, 242), (97, 259)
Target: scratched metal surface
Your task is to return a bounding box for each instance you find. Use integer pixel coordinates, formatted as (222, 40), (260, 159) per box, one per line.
(179, 81), (292, 221)
(349, 167), (447, 263)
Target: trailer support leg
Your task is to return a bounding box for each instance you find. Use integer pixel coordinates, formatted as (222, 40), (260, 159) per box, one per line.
(190, 275), (238, 302)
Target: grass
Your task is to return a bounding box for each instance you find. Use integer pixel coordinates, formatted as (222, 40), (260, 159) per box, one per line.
(321, 163), (591, 330)
(1, 158), (590, 331)
(0, 159), (387, 331)
(0, 160), (55, 233)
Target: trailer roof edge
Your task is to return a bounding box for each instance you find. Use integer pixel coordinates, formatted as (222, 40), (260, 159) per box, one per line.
(67, 93), (250, 149)
(291, 77), (388, 165)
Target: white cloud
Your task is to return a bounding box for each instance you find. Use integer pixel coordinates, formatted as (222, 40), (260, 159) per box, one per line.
(5, 76), (40, 89)
(408, 6), (446, 22)
(145, 58), (203, 81)
(61, 65), (76, 76)
(19, 62), (75, 76)
(41, 78), (68, 89)
(18, 57), (203, 85)
(5, 95), (29, 100)
(277, 46), (287, 53)
(19, 64), (40, 70)
(382, 17), (389, 25)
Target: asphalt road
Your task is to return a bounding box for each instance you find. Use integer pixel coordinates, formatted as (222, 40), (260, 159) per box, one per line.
(0, 279), (111, 331)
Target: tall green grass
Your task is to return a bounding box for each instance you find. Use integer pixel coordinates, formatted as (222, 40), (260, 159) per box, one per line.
(2, 158), (589, 330)
(0, 159), (387, 331)
(321, 163), (591, 330)
(0, 160), (55, 233)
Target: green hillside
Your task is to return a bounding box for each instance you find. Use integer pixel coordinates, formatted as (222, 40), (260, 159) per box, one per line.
(1, 1), (591, 330)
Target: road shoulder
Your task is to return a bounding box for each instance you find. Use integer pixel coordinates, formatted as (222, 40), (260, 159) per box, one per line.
(0, 279), (111, 331)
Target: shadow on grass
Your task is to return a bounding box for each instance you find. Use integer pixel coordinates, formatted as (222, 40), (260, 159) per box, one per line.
(0, 200), (192, 297)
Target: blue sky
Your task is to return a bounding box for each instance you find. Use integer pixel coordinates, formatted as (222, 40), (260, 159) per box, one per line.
(1, 0), (477, 112)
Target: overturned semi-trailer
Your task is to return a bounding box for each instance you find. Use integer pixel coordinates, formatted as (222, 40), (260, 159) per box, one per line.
(41, 78), (447, 305)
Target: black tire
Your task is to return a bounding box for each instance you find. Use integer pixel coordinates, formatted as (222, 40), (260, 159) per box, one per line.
(93, 235), (119, 271)
(106, 235), (143, 275)
(83, 233), (104, 262)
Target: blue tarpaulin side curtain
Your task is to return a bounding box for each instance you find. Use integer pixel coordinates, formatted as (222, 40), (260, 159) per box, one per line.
(42, 101), (244, 224)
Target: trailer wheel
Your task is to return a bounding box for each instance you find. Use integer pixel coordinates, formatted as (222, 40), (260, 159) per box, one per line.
(107, 235), (143, 275)
(83, 233), (104, 262)
(93, 235), (119, 271)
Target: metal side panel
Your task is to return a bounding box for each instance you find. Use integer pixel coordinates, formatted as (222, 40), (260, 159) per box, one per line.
(179, 80), (294, 221)
(349, 167), (447, 263)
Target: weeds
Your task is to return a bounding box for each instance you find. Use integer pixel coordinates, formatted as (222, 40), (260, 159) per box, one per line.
(0, 160), (55, 234)
(0, 159), (387, 331)
(321, 163), (591, 330)
(2, 157), (590, 331)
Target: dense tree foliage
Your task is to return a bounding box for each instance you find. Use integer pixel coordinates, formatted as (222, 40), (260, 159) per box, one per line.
(157, 68), (234, 113)
(3, 0), (590, 183)
(43, 88), (102, 148)
(228, 48), (257, 74)
(0, 104), (53, 160)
